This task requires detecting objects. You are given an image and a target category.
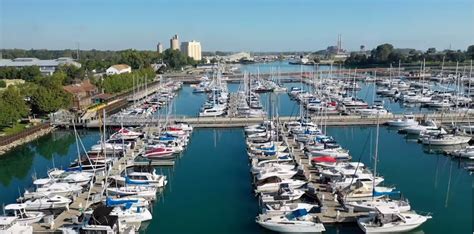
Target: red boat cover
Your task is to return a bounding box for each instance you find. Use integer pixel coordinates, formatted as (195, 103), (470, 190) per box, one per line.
(311, 156), (337, 163)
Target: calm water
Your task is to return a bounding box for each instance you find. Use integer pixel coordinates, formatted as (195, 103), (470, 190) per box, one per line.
(0, 126), (472, 233)
(238, 60), (330, 74)
(0, 130), (99, 204)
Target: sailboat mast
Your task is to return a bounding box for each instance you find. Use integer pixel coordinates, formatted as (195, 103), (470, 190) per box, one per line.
(372, 114), (380, 200)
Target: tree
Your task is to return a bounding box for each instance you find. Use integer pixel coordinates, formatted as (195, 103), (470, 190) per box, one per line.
(467, 45), (474, 59)
(0, 80), (6, 88)
(426, 48), (437, 54)
(57, 65), (85, 84)
(371, 43), (394, 63)
(0, 86), (29, 126)
(30, 85), (71, 114)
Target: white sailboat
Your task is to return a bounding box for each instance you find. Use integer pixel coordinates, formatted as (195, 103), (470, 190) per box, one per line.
(0, 217), (33, 234)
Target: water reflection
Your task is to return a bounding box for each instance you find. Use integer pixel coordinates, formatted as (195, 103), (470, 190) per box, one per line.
(0, 145), (35, 186)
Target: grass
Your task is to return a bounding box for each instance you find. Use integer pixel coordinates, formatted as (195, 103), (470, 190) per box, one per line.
(0, 123), (29, 137)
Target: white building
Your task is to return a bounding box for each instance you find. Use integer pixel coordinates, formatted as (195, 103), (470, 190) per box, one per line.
(180, 40), (202, 61)
(170, 34), (180, 51)
(106, 64), (132, 75)
(157, 42), (163, 54)
(0, 57), (81, 75)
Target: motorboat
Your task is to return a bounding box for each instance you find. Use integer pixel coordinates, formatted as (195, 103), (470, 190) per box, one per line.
(106, 186), (157, 199)
(109, 203), (152, 231)
(144, 146), (175, 160)
(23, 178), (82, 199)
(260, 185), (305, 203)
(263, 203), (317, 215)
(0, 217), (33, 233)
(256, 209), (325, 233)
(110, 170), (167, 188)
(345, 198), (411, 212)
(23, 195), (71, 210)
(2, 204), (45, 224)
(386, 115), (418, 127)
(451, 146), (474, 158)
(357, 206), (431, 233)
(256, 179), (307, 193)
(256, 168), (298, 181)
(421, 134), (471, 146)
(47, 169), (94, 186)
(402, 120), (438, 135)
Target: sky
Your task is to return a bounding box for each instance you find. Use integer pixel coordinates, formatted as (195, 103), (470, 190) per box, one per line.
(0, 0), (473, 52)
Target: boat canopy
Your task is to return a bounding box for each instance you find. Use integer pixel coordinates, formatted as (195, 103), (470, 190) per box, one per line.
(287, 208), (308, 219)
(373, 189), (400, 197)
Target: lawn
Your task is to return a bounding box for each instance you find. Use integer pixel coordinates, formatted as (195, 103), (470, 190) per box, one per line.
(0, 123), (29, 137)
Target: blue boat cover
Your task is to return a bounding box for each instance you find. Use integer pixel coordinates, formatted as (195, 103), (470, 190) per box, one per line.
(125, 176), (149, 185)
(373, 189), (401, 197)
(106, 197), (138, 209)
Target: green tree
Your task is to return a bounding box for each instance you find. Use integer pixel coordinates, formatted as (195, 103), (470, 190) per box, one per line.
(0, 86), (29, 126)
(30, 85), (72, 114)
(371, 43), (394, 63)
(0, 80), (6, 88)
(57, 65), (85, 84)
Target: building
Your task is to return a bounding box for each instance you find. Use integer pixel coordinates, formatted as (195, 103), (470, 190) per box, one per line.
(0, 57), (81, 75)
(170, 34), (180, 51)
(63, 79), (98, 111)
(180, 40), (202, 61)
(106, 64), (132, 75)
(157, 42), (163, 54)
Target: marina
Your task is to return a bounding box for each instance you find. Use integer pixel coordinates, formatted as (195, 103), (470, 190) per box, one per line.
(0, 62), (472, 233)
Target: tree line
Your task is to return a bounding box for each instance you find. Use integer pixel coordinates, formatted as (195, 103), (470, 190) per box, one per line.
(345, 44), (474, 66)
(1, 48), (199, 72)
(95, 68), (156, 94)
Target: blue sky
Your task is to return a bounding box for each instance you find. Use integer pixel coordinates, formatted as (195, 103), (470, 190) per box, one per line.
(1, 0), (473, 52)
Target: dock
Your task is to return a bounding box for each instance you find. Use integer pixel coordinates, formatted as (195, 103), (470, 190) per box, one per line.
(80, 112), (474, 128)
(32, 142), (146, 232)
(277, 123), (368, 224)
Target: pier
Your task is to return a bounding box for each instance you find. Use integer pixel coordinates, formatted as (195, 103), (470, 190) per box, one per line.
(78, 112), (474, 128)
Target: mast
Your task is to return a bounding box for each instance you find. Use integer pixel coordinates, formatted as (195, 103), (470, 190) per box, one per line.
(372, 113), (380, 200)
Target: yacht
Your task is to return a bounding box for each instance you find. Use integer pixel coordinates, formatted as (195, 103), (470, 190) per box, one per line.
(109, 203), (152, 231)
(106, 186), (157, 200)
(402, 120), (438, 135)
(256, 168), (298, 181)
(357, 206), (431, 233)
(47, 169), (94, 186)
